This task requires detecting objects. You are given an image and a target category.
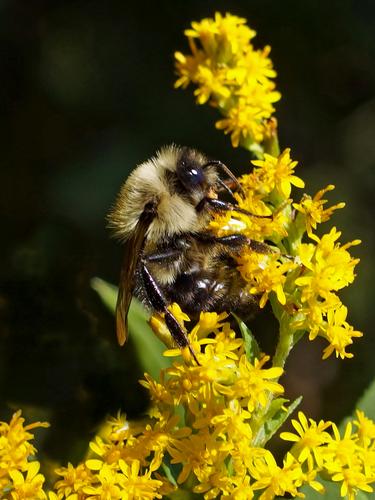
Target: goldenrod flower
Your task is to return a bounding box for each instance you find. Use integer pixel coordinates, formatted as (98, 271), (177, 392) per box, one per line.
(54, 462), (94, 498)
(215, 95), (278, 148)
(251, 148), (305, 198)
(0, 411), (49, 499)
(281, 411), (332, 466)
(210, 399), (253, 442)
(332, 468), (374, 500)
(8, 462), (47, 500)
(193, 311), (229, 338)
(322, 422), (375, 499)
(296, 228), (360, 299)
(149, 302), (190, 348)
(175, 12), (280, 150)
(83, 460), (163, 500)
(237, 250), (297, 307)
(354, 410), (375, 446)
(232, 355), (284, 411)
(250, 451), (305, 498)
(184, 12), (256, 58)
(0, 411), (49, 482)
(83, 462), (123, 499)
(293, 184), (345, 237)
(321, 304), (363, 360)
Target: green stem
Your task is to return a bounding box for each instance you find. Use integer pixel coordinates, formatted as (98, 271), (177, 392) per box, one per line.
(269, 293), (295, 370)
(251, 319), (294, 447)
(272, 323), (294, 369)
(242, 139), (264, 159)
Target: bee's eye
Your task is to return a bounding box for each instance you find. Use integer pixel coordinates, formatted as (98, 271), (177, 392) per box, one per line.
(179, 165), (204, 188)
(177, 150), (205, 189)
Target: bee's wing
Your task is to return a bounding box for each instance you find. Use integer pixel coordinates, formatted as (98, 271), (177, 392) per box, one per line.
(116, 213), (153, 345)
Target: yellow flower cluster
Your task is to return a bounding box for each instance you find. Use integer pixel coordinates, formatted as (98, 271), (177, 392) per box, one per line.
(0, 410), (49, 499)
(52, 312), (287, 499)
(174, 12), (280, 149)
(2, 314), (368, 500)
(1, 321), (374, 499)
(281, 410), (375, 500)
(210, 148), (361, 360)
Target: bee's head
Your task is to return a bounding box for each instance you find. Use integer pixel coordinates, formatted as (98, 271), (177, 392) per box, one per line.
(175, 146), (242, 203)
(108, 145), (240, 243)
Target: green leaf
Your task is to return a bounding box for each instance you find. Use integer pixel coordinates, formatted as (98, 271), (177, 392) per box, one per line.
(255, 396), (302, 446)
(293, 328), (306, 345)
(232, 313), (260, 363)
(300, 474), (374, 499)
(91, 277), (169, 379)
(91, 276), (118, 313)
(161, 462), (178, 487)
(339, 378), (375, 433)
(167, 490), (201, 499)
(299, 477), (340, 499)
(354, 378), (375, 420)
(358, 492), (372, 500)
(300, 475), (373, 499)
(265, 395), (302, 443)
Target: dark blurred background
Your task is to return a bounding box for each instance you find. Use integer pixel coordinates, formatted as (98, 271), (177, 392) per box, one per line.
(0, 0), (374, 463)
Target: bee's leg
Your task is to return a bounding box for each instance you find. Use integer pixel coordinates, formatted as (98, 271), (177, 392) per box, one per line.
(143, 248), (183, 263)
(140, 262), (199, 364)
(196, 197), (271, 218)
(196, 233), (270, 254)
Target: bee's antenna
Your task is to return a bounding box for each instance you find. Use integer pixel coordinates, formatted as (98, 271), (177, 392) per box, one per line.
(203, 160), (245, 196)
(217, 178), (236, 199)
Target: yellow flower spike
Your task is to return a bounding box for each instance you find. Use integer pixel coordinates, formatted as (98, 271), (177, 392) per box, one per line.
(174, 51), (204, 89)
(175, 12), (280, 149)
(102, 461), (158, 498)
(325, 421), (358, 467)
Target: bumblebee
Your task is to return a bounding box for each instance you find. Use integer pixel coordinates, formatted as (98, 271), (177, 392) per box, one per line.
(108, 145), (264, 358)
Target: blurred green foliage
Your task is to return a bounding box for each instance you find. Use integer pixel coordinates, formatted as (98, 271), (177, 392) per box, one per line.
(0, 0), (374, 463)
